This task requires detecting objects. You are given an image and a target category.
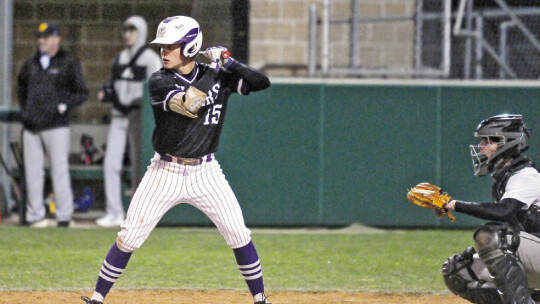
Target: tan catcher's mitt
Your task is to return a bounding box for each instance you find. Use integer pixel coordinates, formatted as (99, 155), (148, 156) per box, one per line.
(407, 182), (455, 222)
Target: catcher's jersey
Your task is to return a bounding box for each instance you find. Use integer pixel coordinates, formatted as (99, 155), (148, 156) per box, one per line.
(148, 63), (243, 158)
(501, 167), (540, 209)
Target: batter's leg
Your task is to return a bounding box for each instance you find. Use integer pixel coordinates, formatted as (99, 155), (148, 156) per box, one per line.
(43, 127), (73, 223)
(90, 242), (132, 303)
(90, 156), (184, 302)
(22, 130), (46, 223)
(187, 159), (266, 301)
(233, 241), (266, 301)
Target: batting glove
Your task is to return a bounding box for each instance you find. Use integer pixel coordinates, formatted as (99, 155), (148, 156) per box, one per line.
(201, 46), (234, 69)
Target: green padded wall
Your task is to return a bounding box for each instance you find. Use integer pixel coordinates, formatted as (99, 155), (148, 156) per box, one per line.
(140, 81), (540, 227)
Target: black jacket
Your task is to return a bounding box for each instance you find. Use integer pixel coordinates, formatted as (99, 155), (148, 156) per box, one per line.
(17, 48), (89, 131)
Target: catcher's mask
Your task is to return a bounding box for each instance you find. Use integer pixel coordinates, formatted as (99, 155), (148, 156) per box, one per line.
(150, 16), (202, 58)
(470, 114), (530, 176)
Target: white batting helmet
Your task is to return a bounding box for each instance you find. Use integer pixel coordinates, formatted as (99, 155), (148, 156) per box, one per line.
(150, 16), (203, 58)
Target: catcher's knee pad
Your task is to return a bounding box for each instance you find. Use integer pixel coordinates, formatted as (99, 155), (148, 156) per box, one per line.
(473, 223), (519, 258)
(474, 223), (533, 304)
(442, 246), (501, 304)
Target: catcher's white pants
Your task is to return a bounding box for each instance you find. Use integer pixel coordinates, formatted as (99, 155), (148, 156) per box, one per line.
(103, 112), (142, 218)
(117, 153), (252, 251)
(23, 127), (73, 222)
(469, 231), (540, 289)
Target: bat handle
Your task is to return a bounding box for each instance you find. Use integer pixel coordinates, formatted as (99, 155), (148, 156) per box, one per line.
(222, 50), (230, 60)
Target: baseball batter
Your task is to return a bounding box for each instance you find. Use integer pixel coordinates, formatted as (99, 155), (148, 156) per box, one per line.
(441, 114), (540, 304)
(81, 16), (271, 304)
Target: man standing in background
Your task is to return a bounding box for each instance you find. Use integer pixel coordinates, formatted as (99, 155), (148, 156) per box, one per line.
(17, 22), (89, 227)
(96, 15), (162, 227)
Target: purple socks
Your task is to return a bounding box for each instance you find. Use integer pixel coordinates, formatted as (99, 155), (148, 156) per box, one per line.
(94, 242), (132, 300)
(233, 241), (265, 297)
(93, 241), (264, 301)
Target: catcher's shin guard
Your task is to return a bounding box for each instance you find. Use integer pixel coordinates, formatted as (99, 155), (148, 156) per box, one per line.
(441, 246), (501, 304)
(474, 223), (534, 304)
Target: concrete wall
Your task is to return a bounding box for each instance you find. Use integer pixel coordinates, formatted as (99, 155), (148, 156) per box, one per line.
(250, 0), (416, 75)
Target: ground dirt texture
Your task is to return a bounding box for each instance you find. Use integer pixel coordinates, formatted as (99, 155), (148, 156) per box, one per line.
(0, 290), (470, 304)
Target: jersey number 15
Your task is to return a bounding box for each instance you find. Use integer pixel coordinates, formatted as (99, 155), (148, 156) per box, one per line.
(203, 104), (222, 125)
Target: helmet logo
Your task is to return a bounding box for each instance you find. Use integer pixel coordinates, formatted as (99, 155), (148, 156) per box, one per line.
(157, 26), (166, 38)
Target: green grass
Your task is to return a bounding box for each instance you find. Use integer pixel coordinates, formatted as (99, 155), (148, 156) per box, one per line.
(0, 227), (474, 293)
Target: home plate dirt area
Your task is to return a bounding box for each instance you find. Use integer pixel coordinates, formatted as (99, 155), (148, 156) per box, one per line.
(1, 290), (470, 304)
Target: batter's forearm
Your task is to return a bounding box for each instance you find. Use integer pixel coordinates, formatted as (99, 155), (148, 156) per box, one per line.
(228, 61), (270, 92)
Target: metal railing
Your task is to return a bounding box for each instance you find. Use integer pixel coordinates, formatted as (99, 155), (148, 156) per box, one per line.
(454, 0), (540, 79)
(308, 0), (452, 78)
(308, 0), (540, 79)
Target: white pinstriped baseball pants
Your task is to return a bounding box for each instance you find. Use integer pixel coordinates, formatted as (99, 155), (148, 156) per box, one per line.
(117, 153), (252, 251)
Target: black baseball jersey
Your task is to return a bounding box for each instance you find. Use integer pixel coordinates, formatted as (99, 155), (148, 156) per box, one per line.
(148, 61), (270, 158)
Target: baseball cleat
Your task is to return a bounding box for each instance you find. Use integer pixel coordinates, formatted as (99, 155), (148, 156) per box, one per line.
(254, 294), (271, 304)
(81, 296), (103, 304)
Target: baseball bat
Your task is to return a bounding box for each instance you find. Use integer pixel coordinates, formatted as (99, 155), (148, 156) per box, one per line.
(221, 50), (231, 60)
(196, 49), (231, 64)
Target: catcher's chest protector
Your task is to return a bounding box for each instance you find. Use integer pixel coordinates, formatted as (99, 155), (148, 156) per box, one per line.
(491, 156), (535, 203)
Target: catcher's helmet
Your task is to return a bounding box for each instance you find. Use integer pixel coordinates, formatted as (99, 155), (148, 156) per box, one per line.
(150, 16), (202, 58)
(470, 114), (530, 176)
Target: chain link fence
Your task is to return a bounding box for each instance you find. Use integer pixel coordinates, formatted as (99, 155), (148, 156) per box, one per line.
(310, 0), (540, 79)
(449, 0), (540, 79)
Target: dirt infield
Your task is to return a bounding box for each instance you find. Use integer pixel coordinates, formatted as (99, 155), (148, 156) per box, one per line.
(0, 290), (469, 304)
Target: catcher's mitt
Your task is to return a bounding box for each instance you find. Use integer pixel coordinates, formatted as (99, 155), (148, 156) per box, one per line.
(407, 182), (455, 222)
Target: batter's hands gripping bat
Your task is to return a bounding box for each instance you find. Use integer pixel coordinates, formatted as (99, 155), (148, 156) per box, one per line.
(407, 182), (455, 222)
(198, 47), (231, 68)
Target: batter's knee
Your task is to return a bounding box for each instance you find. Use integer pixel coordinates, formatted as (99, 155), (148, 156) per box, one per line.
(115, 230), (141, 253)
(115, 237), (137, 253)
(223, 226), (252, 249)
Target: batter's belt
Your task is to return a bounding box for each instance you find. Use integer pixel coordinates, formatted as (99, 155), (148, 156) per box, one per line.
(159, 153), (213, 166)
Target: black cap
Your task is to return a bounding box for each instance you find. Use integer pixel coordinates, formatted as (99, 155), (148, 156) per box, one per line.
(36, 22), (61, 38)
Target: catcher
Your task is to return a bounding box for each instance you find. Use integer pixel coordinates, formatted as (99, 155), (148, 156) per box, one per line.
(409, 114), (540, 304)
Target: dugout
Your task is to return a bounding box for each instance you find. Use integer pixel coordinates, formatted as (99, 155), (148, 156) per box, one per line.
(139, 79), (540, 228)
